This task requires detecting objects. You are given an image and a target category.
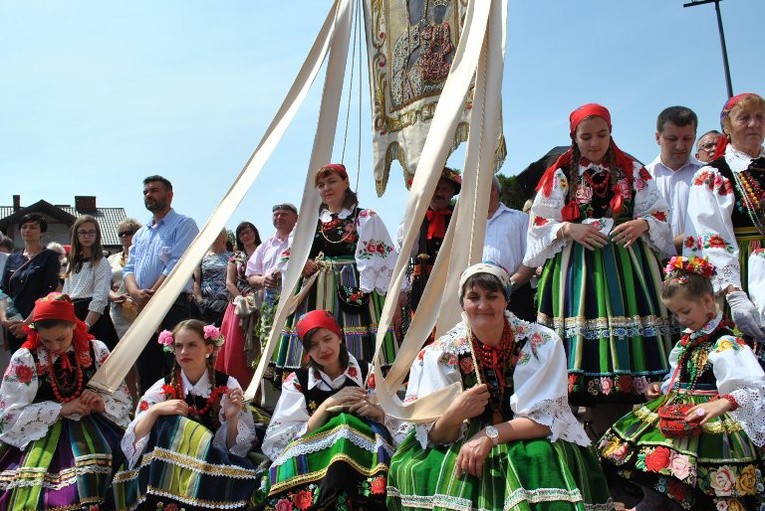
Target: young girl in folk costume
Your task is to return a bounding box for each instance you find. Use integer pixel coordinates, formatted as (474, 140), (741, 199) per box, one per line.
(112, 319), (258, 511)
(274, 163), (398, 384)
(260, 310), (394, 511)
(0, 292), (131, 510)
(525, 103), (675, 435)
(599, 257), (765, 510)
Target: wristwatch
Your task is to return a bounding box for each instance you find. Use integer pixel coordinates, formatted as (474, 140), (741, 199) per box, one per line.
(485, 425), (499, 447)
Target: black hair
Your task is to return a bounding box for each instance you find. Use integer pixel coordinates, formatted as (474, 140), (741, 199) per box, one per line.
(235, 222), (262, 251)
(656, 106), (698, 133)
(300, 326), (350, 371)
(143, 175), (173, 191)
(19, 213), (48, 233)
(33, 318), (74, 330)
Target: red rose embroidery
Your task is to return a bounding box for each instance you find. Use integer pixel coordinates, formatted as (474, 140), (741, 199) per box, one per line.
(163, 503), (179, 511)
(651, 211), (667, 222)
(707, 234), (728, 249)
(347, 366), (358, 378)
(371, 475), (387, 495)
(15, 365), (33, 385)
(367, 372), (376, 390)
(616, 375), (633, 393)
(533, 215), (549, 227)
(139, 400), (150, 411)
(667, 479), (686, 503)
(292, 489), (313, 510)
(459, 357), (474, 374)
(639, 167), (651, 181)
(644, 446), (671, 472)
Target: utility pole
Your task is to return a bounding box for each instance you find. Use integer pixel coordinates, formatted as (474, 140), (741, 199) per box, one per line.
(683, 0), (733, 99)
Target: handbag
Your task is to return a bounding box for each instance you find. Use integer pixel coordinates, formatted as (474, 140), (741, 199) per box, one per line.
(337, 285), (370, 314)
(656, 350), (703, 438)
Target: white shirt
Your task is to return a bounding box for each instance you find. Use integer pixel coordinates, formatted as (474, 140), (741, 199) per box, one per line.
(62, 257), (113, 314)
(245, 232), (290, 278)
(646, 155), (703, 239)
(483, 203), (529, 274)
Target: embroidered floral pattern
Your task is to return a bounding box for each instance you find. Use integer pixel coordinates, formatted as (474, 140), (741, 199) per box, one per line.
(703, 234), (735, 253)
(358, 239), (393, 260)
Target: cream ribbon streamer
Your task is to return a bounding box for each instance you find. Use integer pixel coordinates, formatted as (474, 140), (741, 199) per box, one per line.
(373, 0), (507, 423)
(243, 0), (354, 402)
(89, 0), (351, 394)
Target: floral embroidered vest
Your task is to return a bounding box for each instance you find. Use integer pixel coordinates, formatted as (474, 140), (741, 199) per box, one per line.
(676, 325), (734, 392)
(31, 343), (98, 404)
(708, 157), (765, 231)
(458, 338), (526, 425)
(295, 360), (369, 415)
(310, 208), (360, 258)
(164, 370), (229, 431)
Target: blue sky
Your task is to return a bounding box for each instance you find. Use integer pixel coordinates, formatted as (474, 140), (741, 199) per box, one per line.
(2, 0), (763, 240)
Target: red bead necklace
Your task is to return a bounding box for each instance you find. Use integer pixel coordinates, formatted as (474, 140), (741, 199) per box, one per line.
(163, 373), (228, 417)
(48, 353), (84, 403)
(583, 169), (611, 199)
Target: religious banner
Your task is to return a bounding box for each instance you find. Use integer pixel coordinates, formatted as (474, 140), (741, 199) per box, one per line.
(363, 0), (506, 195)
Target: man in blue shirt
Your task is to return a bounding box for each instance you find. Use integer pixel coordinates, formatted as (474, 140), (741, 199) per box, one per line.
(124, 175), (199, 391)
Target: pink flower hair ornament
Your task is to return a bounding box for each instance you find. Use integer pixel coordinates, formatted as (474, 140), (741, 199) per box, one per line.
(157, 324), (225, 353)
(663, 256), (717, 282)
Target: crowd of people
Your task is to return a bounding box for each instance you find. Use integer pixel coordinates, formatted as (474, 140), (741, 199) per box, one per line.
(0, 92), (763, 510)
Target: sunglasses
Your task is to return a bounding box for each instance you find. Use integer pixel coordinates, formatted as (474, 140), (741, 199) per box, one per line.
(118, 231), (135, 238)
(272, 204), (297, 214)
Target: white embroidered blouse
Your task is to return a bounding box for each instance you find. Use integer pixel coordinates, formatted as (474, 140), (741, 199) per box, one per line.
(683, 144), (765, 293)
(0, 340), (132, 449)
(121, 371), (256, 468)
(399, 311), (591, 449)
(524, 160), (674, 268)
(280, 207), (397, 295)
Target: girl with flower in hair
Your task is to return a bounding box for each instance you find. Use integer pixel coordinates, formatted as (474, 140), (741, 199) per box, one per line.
(0, 292), (132, 510)
(599, 256), (765, 510)
(260, 309), (394, 511)
(525, 103), (675, 435)
(112, 319), (258, 511)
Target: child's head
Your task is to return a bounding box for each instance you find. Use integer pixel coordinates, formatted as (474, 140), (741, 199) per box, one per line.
(26, 293), (90, 354)
(296, 310), (349, 373)
(160, 320), (224, 378)
(661, 257), (717, 331)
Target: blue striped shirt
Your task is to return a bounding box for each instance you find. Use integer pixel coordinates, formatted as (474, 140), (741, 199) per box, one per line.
(123, 209), (198, 293)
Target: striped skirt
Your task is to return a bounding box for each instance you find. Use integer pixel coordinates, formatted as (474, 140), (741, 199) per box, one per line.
(0, 414), (124, 511)
(598, 388), (765, 509)
(274, 257), (397, 381)
(260, 413), (394, 510)
(536, 238), (673, 404)
(111, 416), (259, 511)
(387, 421), (613, 511)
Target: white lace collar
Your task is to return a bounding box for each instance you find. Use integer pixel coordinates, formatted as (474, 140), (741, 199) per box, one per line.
(725, 144), (765, 173)
(319, 206), (356, 222)
(180, 369), (213, 397)
(307, 353), (365, 390)
(577, 160), (611, 176)
(685, 312), (724, 339)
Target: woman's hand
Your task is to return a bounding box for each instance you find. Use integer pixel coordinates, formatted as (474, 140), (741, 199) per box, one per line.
(610, 219), (649, 248)
(455, 431), (492, 478)
(302, 260), (318, 278)
(563, 223), (609, 251)
(223, 388), (246, 421)
(321, 387), (367, 412)
(80, 389), (106, 413)
(5, 320), (23, 337)
(347, 396), (385, 422)
(685, 399), (732, 426)
(645, 382), (663, 400)
(60, 398), (91, 418)
(446, 384), (490, 423)
(151, 399), (189, 417)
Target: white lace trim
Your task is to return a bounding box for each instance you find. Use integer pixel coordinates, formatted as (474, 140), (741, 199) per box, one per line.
(137, 447), (259, 479)
(271, 423), (394, 468)
(0, 402), (61, 449)
(0, 458), (113, 490)
(730, 387), (765, 447)
(524, 396), (591, 447)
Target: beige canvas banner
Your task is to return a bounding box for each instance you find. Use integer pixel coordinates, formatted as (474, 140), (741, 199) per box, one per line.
(373, 0), (507, 423)
(244, 0), (354, 402)
(363, 0), (506, 196)
(89, 0), (351, 394)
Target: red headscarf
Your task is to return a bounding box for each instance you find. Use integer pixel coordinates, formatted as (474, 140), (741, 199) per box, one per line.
(21, 293), (93, 356)
(536, 103), (635, 217)
(315, 163), (348, 185)
(296, 310), (343, 342)
(712, 93), (762, 160)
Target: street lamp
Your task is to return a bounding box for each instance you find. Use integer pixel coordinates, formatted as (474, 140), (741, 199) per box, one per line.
(683, 0), (733, 99)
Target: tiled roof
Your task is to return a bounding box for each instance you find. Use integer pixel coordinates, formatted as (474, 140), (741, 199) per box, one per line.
(0, 203), (128, 247)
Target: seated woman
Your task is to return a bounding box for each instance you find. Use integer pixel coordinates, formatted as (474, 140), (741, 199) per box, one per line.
(112, 319), (259, 511)
(387, 262), (613, 511)
(0, 292), (131, 510)
(599, 257), (765, 511)
(260, 309), (394, 511)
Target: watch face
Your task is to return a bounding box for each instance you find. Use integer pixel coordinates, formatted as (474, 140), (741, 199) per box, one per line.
(486, 425), (499, 439)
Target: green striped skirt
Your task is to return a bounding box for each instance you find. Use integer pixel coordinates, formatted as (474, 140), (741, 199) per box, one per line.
(259, 413), (394, 510)
(598, 388), (765, 509)
(0, 414), (124, 511)
(536, 239), (673, 404)
(111, 415), (259, 511)
(387, 422), (613, 511)
(274, 257), (398, 382)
